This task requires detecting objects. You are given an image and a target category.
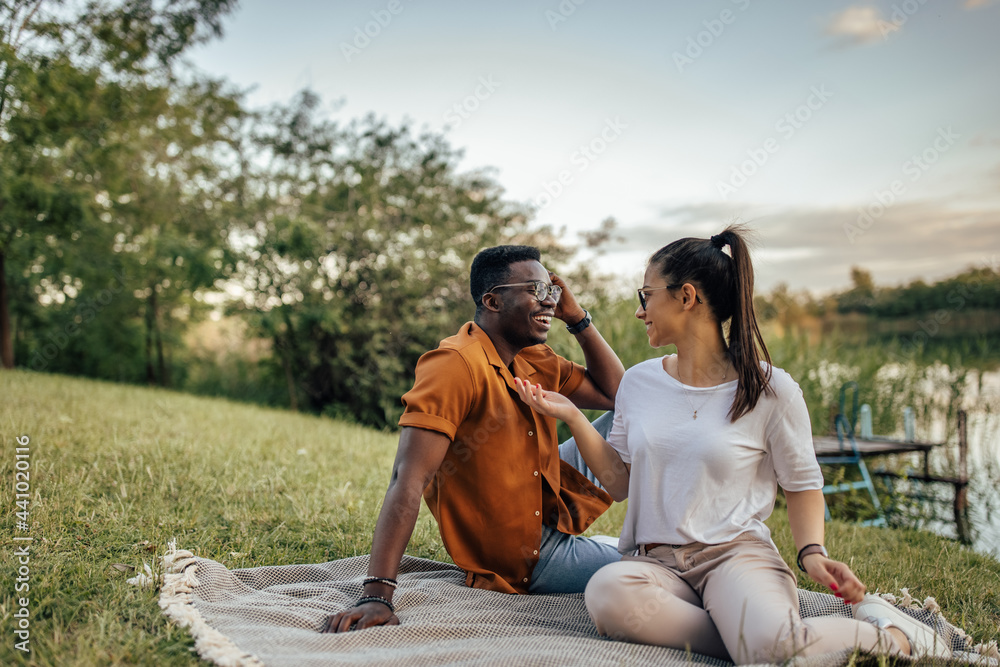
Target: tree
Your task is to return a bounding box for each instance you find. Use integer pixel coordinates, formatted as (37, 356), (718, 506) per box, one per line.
(99, 78), (243, 385)
(232, 93), (555, 426)
(0, 0), (236, 369)
(836, 266), (877, 314)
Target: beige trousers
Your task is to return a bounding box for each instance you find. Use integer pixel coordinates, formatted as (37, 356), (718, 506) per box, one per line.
(584, 534), (900, 664)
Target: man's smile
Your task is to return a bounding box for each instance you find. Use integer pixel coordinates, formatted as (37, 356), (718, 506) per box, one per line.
(533, 312), (554, 330)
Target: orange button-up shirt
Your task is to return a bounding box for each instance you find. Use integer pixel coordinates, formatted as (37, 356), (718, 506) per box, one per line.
(399, 322), (613, 594)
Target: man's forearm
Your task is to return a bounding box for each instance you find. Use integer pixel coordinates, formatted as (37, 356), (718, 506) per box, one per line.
(574, 322), (625, 401)
(362, 479), (425, 600)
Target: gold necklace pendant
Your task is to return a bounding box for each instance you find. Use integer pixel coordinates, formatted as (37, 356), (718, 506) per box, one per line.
(678, 361), (727, 422)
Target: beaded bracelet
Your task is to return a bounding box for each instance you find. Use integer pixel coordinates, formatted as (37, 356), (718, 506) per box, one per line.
(357, 595), (395, 612)
(363, 576), (398, 589)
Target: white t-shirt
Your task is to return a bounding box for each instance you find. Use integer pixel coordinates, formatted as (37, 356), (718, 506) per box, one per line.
(608, 355), (823, 553)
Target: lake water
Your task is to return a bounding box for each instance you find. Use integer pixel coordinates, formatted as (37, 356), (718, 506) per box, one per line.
(867, 367), (998, 557)
(807, 362), (1000, 557)
(916, 367), (998, 557)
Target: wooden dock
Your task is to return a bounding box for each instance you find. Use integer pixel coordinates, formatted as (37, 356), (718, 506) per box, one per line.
(812, 410), (972, 542)
(813, 435), (940, 457)
(813, 435), (939, 473)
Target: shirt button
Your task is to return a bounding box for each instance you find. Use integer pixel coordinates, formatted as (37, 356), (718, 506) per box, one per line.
(523, 577), (529, 583)
(533, 550), (539, 555)
(534, 511), (540, 516)
(533, 471), (539, 476)
(528, 431), (533, 436)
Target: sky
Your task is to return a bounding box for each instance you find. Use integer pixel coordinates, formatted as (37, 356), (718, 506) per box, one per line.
(187, 0), (1000, 293)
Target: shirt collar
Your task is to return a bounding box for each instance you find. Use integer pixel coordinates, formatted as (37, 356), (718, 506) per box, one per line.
(466, 322), (539, 390)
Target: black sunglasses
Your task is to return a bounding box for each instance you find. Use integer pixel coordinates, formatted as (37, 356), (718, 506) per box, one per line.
(637, 284), (702, 310)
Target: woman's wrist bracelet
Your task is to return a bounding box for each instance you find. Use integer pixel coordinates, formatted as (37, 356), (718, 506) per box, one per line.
(363, 576), (398, 589)
(357, 595), (395, 612)
(796, 543), (828, 572)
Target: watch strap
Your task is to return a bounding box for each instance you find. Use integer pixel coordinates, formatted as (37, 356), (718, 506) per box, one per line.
(565, 309), (592, 335)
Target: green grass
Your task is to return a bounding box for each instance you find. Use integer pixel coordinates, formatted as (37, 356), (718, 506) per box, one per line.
(2, 369), (998, 665)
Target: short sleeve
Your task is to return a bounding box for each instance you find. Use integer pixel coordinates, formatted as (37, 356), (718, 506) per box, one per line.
(606, 400), (630, 464)
(398, 348), (475, 440)
(767, 380), (824, 491)
(517, 344), (586, 396)
(556, 356), (586, 396)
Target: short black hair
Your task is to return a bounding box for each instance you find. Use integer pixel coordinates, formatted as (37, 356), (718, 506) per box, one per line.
(470, 245), (541, 316)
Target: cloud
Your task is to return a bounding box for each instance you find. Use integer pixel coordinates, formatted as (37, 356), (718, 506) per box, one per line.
(824, 6), (891, 46)
(601, 200), (1000, 293)
(970, 134), (1000, 148)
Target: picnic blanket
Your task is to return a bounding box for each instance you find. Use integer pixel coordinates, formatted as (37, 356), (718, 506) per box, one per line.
(157, 543), (998, 667)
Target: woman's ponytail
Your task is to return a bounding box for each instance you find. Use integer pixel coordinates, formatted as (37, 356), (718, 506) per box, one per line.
(714, 227), (772, 421)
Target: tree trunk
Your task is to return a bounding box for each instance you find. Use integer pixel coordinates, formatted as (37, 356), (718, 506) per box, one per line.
(0, 250), (13, 369)
(279, 310), (301, 411)
(281, 339), (299, 412)
(155, 299), (167, 387)
(145, 289), (156, 384)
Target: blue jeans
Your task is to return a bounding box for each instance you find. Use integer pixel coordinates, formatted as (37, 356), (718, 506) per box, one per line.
(529, 412), (621, 594)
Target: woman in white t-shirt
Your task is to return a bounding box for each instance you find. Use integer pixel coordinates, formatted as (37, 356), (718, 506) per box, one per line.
(514, 226), (951, 664)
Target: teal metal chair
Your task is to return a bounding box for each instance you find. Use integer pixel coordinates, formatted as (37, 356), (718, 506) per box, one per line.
(815, 382), (886, 526)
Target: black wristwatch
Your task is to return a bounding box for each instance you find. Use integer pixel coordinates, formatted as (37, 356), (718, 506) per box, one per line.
(565, 309), (592, 335)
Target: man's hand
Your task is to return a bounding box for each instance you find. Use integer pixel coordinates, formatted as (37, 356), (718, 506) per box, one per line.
(322, 427), (448, 634)
(322, 601), (399, 633)
(548, 271), (586, 326)
(803, 555), (866, 604)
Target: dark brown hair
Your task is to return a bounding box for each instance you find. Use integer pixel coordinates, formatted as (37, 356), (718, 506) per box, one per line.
(649, 224), (772, 421)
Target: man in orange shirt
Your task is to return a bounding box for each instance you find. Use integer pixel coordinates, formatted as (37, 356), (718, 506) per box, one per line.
(325, 245), (625, 632)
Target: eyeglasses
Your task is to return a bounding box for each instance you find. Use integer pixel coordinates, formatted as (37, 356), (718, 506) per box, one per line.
(637, 284), (702, 310)
(488, 280), (563, 303)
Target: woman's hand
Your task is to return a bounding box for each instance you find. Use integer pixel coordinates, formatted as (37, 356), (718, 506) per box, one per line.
(784, 490), (864, 603)
(514, 377), (580, 423)
(802, 555), (866, 604)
